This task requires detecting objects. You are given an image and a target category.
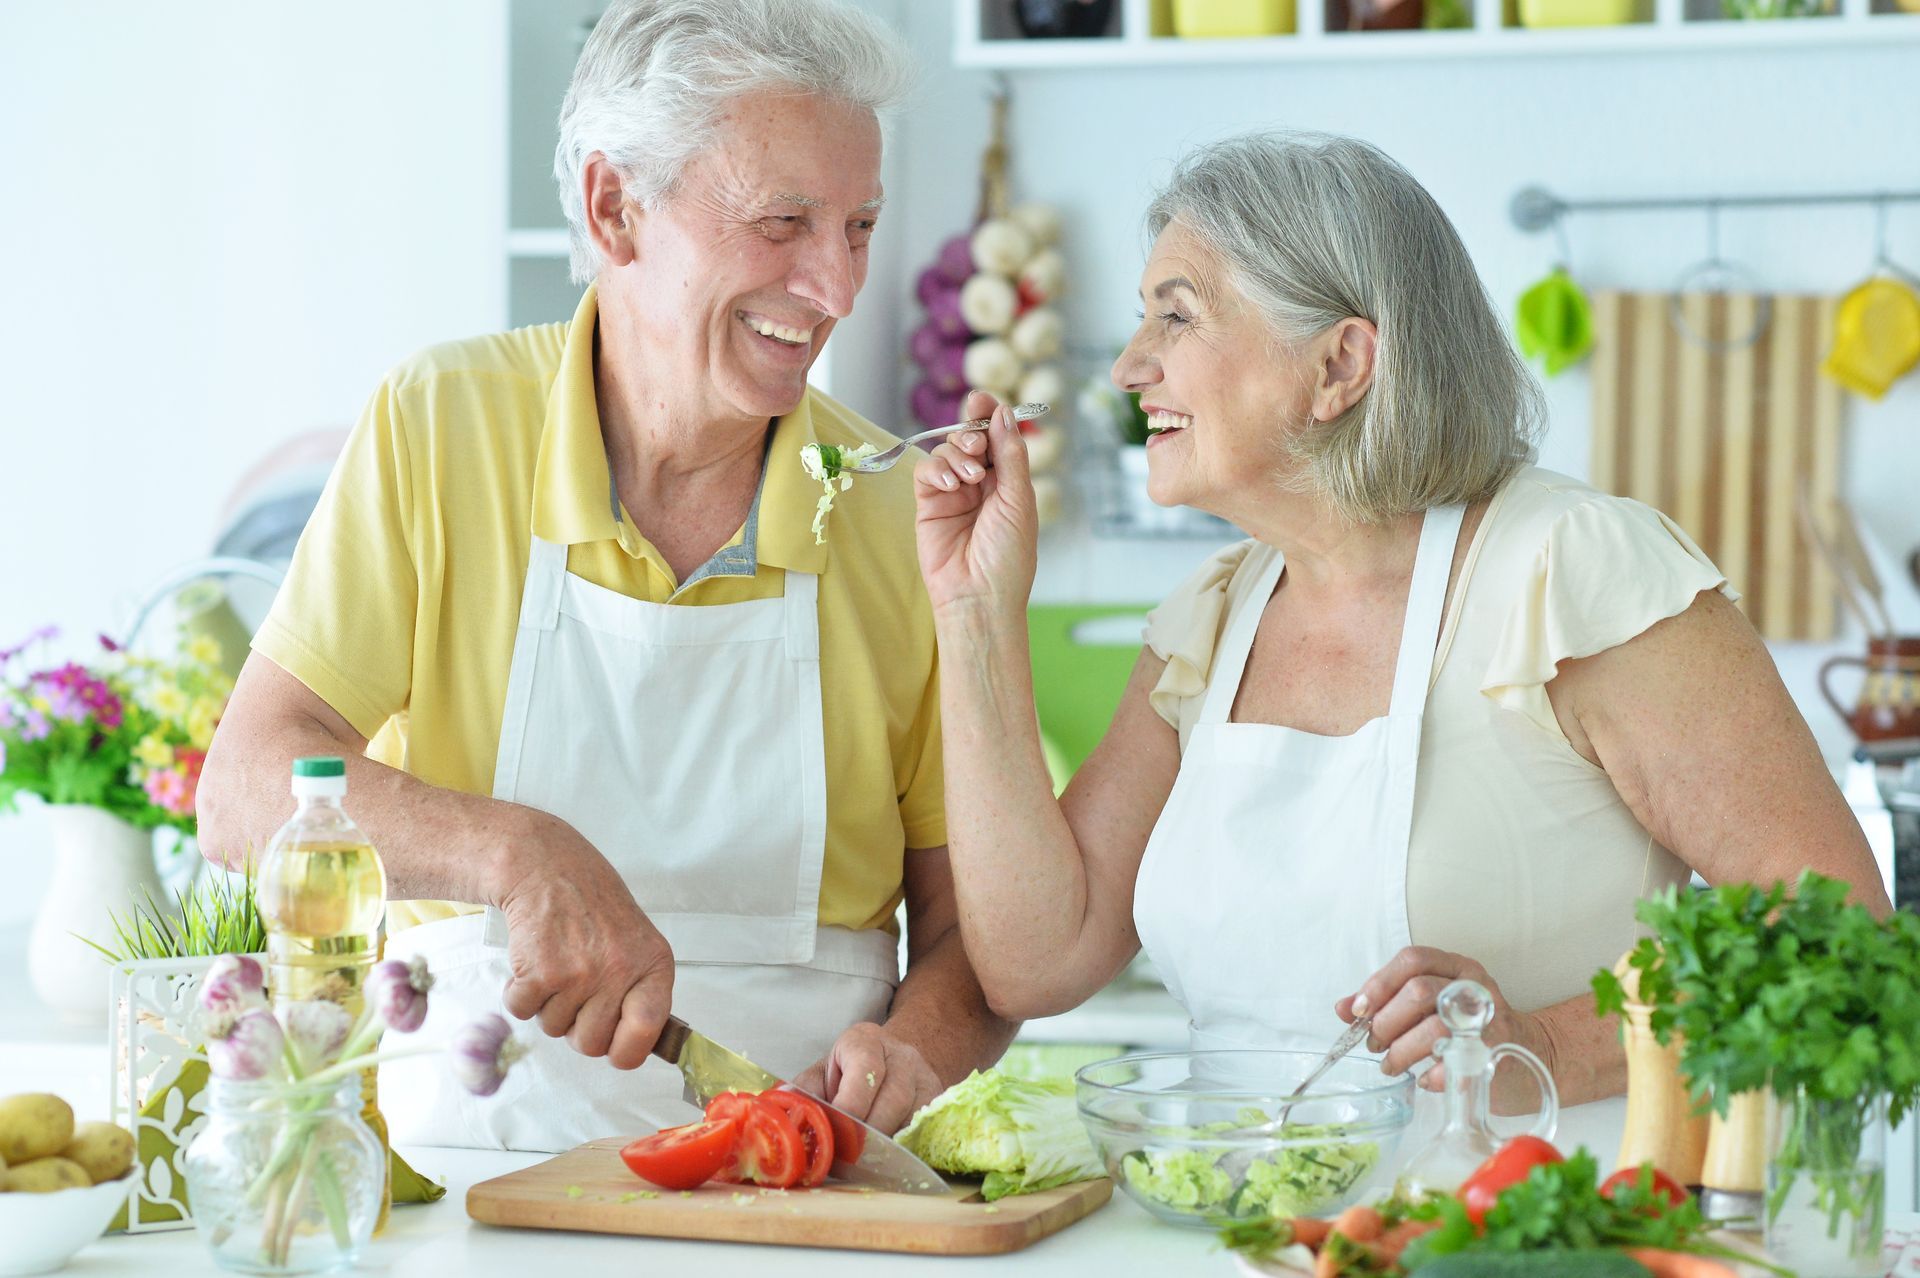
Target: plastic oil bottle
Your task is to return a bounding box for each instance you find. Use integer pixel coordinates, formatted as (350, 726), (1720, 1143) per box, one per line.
(258, 755), (391, 1229)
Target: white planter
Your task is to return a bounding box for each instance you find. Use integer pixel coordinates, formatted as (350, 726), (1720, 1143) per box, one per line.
(28, 805), (165, 1023)
(108, 954), (259, 1232)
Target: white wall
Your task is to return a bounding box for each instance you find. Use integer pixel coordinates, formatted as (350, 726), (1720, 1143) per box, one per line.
(0, 1), (508, 922)
(868, 7), (1920, 763)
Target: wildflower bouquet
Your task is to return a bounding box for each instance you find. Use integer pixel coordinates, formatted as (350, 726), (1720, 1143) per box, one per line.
(0, 626), (234, 832)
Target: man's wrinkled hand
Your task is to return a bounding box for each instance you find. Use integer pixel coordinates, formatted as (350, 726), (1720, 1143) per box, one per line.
(495, 814), (675, 1070)
(790, 1022), (945, 1136)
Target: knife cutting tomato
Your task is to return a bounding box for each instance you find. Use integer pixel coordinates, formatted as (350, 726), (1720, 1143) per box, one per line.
(622, 1085), (865, 1192)
(763, 1090), (835, 1188)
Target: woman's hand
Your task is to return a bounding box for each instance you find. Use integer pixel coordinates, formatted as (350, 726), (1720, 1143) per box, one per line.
(1337, 946), (1557, 1116)
(913, 390), (1038, 616)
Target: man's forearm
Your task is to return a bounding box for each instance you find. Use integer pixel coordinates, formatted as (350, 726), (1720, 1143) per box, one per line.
(882, 925), (1020, 1086)
(199, 703), (529, 907)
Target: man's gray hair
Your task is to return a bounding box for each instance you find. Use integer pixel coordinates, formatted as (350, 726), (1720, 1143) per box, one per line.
(1146, 132), (1542, 524)
(555, 0), (914, 284)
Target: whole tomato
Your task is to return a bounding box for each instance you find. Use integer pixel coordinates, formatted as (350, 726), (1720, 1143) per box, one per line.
(1459, 1136), (1565, 1227)
(1600, 1164), (1691, 1210)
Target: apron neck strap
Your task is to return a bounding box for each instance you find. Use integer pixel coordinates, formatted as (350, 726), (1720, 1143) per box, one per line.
(1387, 503), (1465, 715)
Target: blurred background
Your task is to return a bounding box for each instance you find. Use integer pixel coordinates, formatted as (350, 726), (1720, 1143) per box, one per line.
(2, 0), (1917, 970)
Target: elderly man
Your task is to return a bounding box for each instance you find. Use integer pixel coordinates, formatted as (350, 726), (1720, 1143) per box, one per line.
(197, 0), (1015, 1152)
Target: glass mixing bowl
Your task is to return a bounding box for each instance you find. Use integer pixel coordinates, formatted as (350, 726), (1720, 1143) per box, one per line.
(1076, 1050), (1415, 1227)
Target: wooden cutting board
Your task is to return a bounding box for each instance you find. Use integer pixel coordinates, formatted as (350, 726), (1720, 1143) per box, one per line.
(466, 1137), (1113, 1255)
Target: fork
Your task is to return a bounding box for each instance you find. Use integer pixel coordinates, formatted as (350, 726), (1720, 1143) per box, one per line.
(843, 401), (1050, 474)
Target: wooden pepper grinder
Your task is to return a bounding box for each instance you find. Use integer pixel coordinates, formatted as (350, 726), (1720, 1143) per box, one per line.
(1699, 1090), (1768, 1226)
(1612, 953), (1709, 1186)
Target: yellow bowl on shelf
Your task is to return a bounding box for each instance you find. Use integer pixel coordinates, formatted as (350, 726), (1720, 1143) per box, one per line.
(1518, 0), (1637, 24)
(1172, 0), (1299, 36)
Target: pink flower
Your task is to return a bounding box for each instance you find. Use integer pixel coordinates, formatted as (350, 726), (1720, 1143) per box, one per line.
(144, 767), (192, 816)
(0, 625), (57, 665)
(97, 634), (120, 653)
(20, 707), (50, 742)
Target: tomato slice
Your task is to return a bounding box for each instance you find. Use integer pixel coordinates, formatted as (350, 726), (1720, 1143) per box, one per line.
(715, 1095), (804, 1188)
(766, 1090), (835, 1187)
(1600, 1164), (1690, 1209)
(619, 1119), (739, 1191)
(1459, 1135), (1565, 1227)
(823, 1104), (865, 1164)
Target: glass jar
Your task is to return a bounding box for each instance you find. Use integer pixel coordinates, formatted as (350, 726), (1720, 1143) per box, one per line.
(184, 1076), (384, 1275)
(1764, 1086), (1888, 1278)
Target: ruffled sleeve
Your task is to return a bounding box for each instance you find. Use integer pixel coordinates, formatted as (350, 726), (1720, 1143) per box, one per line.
(1481, 494), (1737, 736)
(1143, 539), (1259, 744)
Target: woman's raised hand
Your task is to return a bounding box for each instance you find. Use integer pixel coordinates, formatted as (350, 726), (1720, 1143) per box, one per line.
(913, 389), (1039, 616)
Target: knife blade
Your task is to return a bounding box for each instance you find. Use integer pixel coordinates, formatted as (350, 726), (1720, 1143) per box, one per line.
(651, 1015), (950, 1196)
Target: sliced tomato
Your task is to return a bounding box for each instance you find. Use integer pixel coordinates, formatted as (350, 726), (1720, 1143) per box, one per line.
(1459, 1135), (1565, 1227)
(1600, 1164), (1690, 1210)
(766, 1090), (835, 1187)
(619, 1119), (739, 1191)
(713, 1094), (804, 1188)
(704, 1091), (758, 1127)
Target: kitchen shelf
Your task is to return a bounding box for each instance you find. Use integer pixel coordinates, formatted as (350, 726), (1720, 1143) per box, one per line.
(957, 0), (1920, 66)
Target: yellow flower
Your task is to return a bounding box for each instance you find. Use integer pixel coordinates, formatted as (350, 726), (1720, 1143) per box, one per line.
(151, 682), (188, 719)
(133, 733), (174, 770)
(187, 698), (221, 750)
(186, 635), (223, 669)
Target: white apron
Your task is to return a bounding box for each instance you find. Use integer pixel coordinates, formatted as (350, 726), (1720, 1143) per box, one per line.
(1132, 507), (1624, 1166)
(381, 536), (899, 1151)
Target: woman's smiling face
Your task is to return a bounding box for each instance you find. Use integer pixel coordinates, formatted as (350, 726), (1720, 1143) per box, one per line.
(1111, 220), (1321, 522)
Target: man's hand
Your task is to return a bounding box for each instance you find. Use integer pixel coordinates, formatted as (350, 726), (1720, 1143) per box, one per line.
(495, 811), (675, 1070)
(790, 1022), (945, 1136)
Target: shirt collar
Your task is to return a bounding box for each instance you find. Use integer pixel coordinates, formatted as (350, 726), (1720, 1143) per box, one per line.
(531, 283), (830, 577)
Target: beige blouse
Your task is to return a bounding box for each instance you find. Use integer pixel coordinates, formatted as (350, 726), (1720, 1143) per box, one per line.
(1141, 467), (1734, 1015)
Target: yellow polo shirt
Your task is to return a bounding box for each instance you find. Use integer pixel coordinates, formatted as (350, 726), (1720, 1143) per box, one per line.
(254, 287), (945, 934)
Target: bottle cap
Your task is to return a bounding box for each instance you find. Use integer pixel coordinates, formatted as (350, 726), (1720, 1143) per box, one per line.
(291, 756), (347, 797)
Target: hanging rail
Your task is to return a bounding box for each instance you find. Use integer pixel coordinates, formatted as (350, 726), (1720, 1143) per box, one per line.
(1510, 185), (1920, 233)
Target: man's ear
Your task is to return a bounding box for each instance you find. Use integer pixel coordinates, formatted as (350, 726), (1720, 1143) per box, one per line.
(582, 152), (637, 270)
(1312, 317), (1379, 422)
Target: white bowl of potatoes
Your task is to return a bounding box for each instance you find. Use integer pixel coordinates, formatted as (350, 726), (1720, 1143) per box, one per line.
(0, 1093), (137, 1277)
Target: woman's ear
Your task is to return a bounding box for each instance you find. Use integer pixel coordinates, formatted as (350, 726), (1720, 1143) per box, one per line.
(582, 152), (638, 270)
(1312, 317), (1380, 422)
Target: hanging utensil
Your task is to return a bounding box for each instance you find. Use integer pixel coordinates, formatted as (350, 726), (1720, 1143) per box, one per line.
(1795, 481), (1878, 637)
(1668, 200), (1770, 353)
(1827, 496), (1895, 637)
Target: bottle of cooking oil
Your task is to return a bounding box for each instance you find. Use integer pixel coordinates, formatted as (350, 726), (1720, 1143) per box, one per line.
(258, 755), (391, 1230)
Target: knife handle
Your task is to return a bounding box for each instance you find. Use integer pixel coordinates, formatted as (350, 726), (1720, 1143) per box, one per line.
(652, 1015), (689, 1066)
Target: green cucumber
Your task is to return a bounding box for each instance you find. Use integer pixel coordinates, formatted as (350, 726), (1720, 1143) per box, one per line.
(1410, 1251), (1653, 1278)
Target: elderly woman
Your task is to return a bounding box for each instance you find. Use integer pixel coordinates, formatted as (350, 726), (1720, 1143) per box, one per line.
(917, 133), (1888, 1146)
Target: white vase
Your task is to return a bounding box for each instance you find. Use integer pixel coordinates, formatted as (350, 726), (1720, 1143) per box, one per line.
(28, 804), (165, 1023)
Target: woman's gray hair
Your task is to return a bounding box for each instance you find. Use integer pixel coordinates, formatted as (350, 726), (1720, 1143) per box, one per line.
(555, 0), (914, 284)
(1145, 132), (1542, 524)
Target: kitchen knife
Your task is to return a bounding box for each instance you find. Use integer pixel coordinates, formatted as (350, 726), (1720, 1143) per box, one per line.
(651, 1015), (950, 1196)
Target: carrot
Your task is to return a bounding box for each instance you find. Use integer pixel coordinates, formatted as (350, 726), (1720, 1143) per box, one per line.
(1330, 1204), (1385, 1243)
(1376, 1218), (1440, 1262)
(1625, 1248), (1740, 1278)
(1313, 1247), (1344, 1278)
(1289, 1216), (1334, 1248)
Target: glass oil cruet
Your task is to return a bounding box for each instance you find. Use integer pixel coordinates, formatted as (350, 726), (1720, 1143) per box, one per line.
(1396, 978), (1560, 1197)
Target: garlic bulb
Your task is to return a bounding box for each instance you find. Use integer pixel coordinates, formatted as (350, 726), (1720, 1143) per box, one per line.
(1009, 203), (1062, 250)
(1010, 307), (1064, 362)
(958, 273), (1018, 337)
(1019, 248), (1067, 303)
(963, 338), (1022, 400)
(969, 218), (1035, 277)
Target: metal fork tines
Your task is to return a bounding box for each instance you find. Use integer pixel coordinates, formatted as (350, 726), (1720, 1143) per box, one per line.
(846, 401), (1050, 474)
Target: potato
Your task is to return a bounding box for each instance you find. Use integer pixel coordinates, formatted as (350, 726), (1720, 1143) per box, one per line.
(6, 1156), (91, 1193)
(61, 1122), (134, 1185)
(0, 1093), (75, 1164)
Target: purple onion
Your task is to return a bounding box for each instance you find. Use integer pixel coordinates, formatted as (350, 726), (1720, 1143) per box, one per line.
(368, 956), (433, 1034)
(926, 342), (968, 395)
(925, 286), (968, 340)
(934, 234), (973, 284)
(910, 381), (966, 432)
(450, 1013), (527, 1098)
(209, 1009), (285, 1081)
(908, 321), (950, 368)
(915, 266), (949, 308)
(199, 954), (267, 1020)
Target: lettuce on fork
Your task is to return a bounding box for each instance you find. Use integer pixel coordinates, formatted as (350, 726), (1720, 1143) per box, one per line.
(897, 1069), (1105, 1201)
